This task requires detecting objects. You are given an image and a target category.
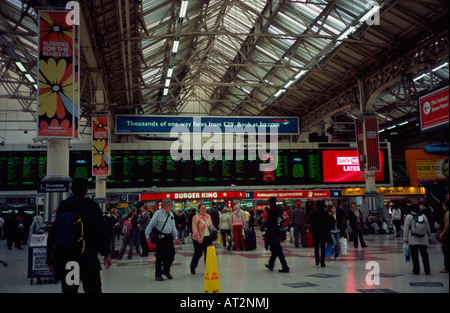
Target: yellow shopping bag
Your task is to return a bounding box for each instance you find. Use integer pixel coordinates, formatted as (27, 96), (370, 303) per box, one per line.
(203, 245), (221, 293)
(217, 233), (223, 244)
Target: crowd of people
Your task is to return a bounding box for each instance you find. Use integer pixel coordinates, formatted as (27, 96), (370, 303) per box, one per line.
(0, 179), (448, 293)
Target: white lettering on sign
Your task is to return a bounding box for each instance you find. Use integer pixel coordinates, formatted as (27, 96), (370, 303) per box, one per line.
(337, 157), (359, 165)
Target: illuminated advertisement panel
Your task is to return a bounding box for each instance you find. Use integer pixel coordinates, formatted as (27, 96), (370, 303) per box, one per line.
(322, 150), (384, 183)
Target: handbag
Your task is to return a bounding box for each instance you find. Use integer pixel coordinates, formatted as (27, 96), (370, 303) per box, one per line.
(202, 217), (218, 241)
(149, 214), (170, 244)
(403, 243), (410, 262)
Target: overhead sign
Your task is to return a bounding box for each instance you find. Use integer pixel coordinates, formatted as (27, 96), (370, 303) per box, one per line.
(419, 86), (449, 131)
(141, 191), (246, 201)
(251, 189), (341, 199)
(92, 116), (111, 176)
(115, 115), (299, 135)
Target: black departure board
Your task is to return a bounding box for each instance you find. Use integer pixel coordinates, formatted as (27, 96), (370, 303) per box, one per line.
(0, 148), (390, 190)
(70, 151), (91, 180)
(193, 151), (208, 184)
(137, 151), (152, 186)
(151, 152), (165, 183)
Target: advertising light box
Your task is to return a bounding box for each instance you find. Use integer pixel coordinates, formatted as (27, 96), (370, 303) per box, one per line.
(322, 150), (384, 183)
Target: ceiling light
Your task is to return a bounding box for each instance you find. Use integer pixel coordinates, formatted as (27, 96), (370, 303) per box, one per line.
(337, 26), (356, 41)
(398, 121), (409, 126)
(432, 62), (449, 72)
(413, 73), (427, 81)
(15, 61), (26, 72)
(179, 1), (189, 19)
(167, 68), (174, 78)
(274, 89), (286, 98)
(163, 88), (169, 96)
(172, 40), (180, 54)
(25, 73), (35, 83)
(165, 79), (171, 87)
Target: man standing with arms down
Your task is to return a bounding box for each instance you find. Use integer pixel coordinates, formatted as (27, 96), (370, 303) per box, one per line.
(264, 196), (289, 273)
(290, 201), (307, 248)
(145, 198), (178, 281)
(47, 178), (112, 293)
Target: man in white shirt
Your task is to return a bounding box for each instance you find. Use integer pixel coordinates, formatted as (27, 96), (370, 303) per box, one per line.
(145, 198), (178, 281)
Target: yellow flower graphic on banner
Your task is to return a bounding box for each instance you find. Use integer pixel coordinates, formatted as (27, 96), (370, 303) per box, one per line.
(39, 58), (73, 119)
(93, 139), (109, 168)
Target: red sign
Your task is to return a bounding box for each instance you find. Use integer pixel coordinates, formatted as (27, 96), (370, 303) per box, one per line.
(141, 191), (246, 201)
(419, 86), (449, 131)
(355, 119), (365, 170)
(364, 117), (380, 171)
(252, 190), (331, 199)
(322, 150), (384, 183)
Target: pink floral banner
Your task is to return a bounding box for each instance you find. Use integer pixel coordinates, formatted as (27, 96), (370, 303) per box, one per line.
(92, 116), (111, 176)
(37, 11), (79, 138)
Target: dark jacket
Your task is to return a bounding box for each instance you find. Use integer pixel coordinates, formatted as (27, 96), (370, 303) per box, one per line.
(290, 206), (307, 227)
(266, 205), (283, 233)
(47, 195), (109, 279)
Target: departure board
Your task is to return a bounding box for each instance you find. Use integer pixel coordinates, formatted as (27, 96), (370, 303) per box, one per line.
(166, 154), (178, 184)
(122, 151), (138, 184)
(70, 151), (91, 180)
(207, 156), (221, 183)
(23, 151), (46, 187)
(108, 151), (123, 185)
(137, 151), (152, 186)
(151, 152), (165, 183)
(221, 154), (233, 183)
(0, 148), (390, 190)
(193, 151), (208, 184)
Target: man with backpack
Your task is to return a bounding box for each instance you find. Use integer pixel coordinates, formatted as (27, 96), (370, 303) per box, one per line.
(47, 178), (112, 293)
(403, 203), (431, 275)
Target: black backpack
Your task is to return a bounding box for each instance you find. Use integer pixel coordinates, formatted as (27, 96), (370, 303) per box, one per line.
(53, 208), (85, 255)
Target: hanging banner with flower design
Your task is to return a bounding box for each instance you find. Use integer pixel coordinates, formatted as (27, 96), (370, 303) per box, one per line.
(92, 116), (111, 176)
(37, 11), (79, 138)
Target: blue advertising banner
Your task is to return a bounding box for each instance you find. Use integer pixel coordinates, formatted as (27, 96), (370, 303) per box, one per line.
(115, 115), (299, 135)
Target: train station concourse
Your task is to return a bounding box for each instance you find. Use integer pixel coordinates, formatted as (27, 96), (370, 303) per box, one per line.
(0, 0), (449, 301)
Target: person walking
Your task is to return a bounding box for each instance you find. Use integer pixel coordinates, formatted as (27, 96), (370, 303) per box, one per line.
(175, 208), (187, 244)
(145, 198), (178, 281)
(308, 200), (331, 267)
(230, 204), (247, 251)
(403, 203), (431, 275)
(348, 202), (368, 248)
(264, 197), (289, 273)
(290, 201), (307, 248)
(138, 203), (150, 256)
(329, 204), (344, 260)
(46, 178), (112, 293)
(117, 211), (134, 260)
(392, 204), (402, 237)
(190, 203), (216, 274)
(219, 207), (232, 248)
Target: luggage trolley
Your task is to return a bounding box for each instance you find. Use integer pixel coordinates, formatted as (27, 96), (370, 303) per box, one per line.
(27, 234), (55, 285)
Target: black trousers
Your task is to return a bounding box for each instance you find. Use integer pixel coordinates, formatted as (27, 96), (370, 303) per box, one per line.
(190, 236), (212, 270)
(139, 230), (149, 256)
(155, 234), (175, 277)
(60, 258), (102, 293)
(410, 244), (430, 274)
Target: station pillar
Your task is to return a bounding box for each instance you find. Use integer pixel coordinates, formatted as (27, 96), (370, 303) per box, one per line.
(40, 139), (72, 222)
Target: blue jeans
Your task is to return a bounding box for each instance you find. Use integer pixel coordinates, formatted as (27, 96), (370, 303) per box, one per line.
(330, 232), (340, 257)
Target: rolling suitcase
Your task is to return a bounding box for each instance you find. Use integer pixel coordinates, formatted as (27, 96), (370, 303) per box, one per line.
(245, 230), (257, 251)
(306, 230), (314, 247)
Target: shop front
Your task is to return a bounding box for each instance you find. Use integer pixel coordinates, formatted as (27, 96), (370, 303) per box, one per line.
(141, 191), (246, 213)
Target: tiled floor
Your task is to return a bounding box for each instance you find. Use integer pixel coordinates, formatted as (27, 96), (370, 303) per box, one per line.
(0, 231), (448, 293)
